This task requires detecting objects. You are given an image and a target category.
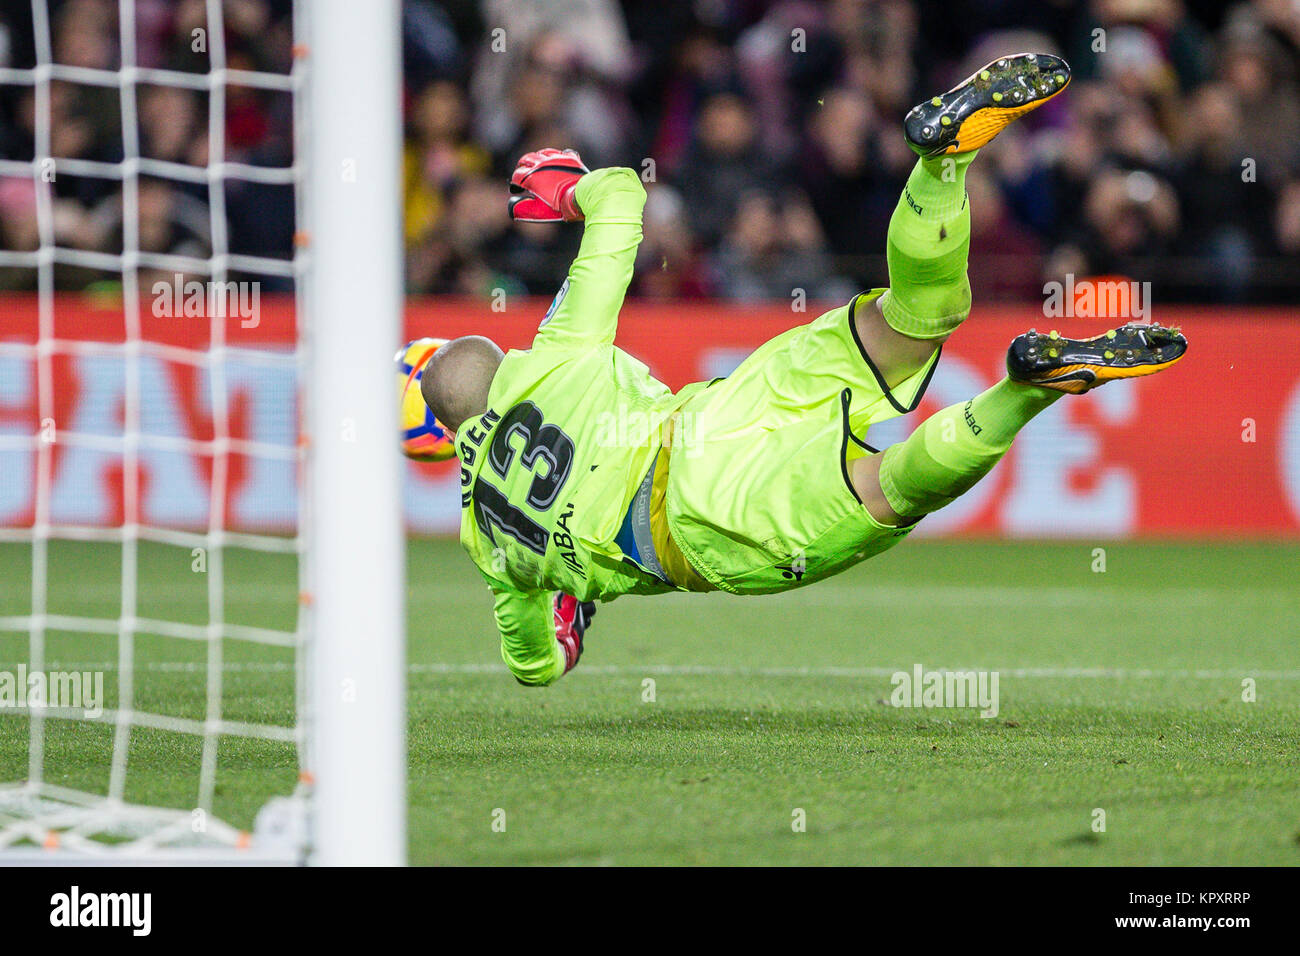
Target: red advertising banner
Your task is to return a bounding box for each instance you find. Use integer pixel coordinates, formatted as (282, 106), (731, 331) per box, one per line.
(1, 294), (1297, 537)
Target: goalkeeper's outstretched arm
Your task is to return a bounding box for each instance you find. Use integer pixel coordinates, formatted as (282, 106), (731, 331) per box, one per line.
(489, 584), (566, 686)
(476, 159), (640, 687)
(532, 166), (647, 352)
(485, 576), (592, 687)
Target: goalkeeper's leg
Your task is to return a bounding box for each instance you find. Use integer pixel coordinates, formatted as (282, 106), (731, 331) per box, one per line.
(854, 52), (1073, 387)
(857, 324), (1188, 524)
(858, 376), (1059, 524)
(849, 52), (1082, 523)
(851, 148), (973, 389)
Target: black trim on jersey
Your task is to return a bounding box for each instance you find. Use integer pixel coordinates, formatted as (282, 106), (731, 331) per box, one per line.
(846, 293), (942, 415)
(839, 388), (862, 503)
(837, 385), (920, 528)
(840, 387), (925, 529)
(846, 421), (879, 455)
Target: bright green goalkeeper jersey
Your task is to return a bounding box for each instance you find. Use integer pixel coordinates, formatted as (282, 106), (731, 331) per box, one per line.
(456, 167), (699, 684)
(457, 169), (938, 686)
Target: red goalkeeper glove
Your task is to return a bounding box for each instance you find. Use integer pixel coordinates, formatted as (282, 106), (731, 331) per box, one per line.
(553, 592), (596, 674)
(508, 147), (588, 222)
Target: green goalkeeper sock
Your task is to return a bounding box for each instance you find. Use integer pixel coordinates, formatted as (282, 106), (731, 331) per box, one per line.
(877, 376), (1061, 517)
(880, 151), (977, 339)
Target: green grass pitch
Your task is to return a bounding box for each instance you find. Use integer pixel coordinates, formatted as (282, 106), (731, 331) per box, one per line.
(1, 537), (1298, 865)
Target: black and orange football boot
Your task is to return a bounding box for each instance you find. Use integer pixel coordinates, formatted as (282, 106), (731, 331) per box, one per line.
(905, 52), (1070, 156)
(1006, 323), (1189, 394)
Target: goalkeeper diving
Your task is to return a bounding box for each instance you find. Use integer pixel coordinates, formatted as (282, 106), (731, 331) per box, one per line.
(412, 54), (1187, 686)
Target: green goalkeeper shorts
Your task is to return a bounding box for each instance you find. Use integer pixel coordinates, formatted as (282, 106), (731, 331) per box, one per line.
(665, 290), (940, 595)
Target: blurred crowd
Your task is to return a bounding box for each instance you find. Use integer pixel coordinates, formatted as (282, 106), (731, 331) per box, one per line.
(2, 0), (1299, 303)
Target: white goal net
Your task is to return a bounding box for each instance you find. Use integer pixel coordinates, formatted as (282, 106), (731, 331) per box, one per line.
(0, 0), (405, 864)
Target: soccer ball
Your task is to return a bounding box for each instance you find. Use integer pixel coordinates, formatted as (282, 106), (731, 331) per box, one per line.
(395, 337), (456, 461)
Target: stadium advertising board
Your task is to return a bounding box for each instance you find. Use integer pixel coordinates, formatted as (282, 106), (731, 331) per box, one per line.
(2, 295), (1296, 538)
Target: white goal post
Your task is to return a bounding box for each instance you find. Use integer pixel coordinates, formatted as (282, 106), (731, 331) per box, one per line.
(0, 0), (405, 865)
(304, 0), (406, 866)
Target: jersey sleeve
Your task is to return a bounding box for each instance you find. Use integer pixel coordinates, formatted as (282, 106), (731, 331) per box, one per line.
(532, 166), (646, 352)
(484, 576), (566, 686)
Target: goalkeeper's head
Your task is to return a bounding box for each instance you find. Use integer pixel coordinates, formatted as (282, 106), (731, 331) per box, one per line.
(419, 335), (504, 434)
